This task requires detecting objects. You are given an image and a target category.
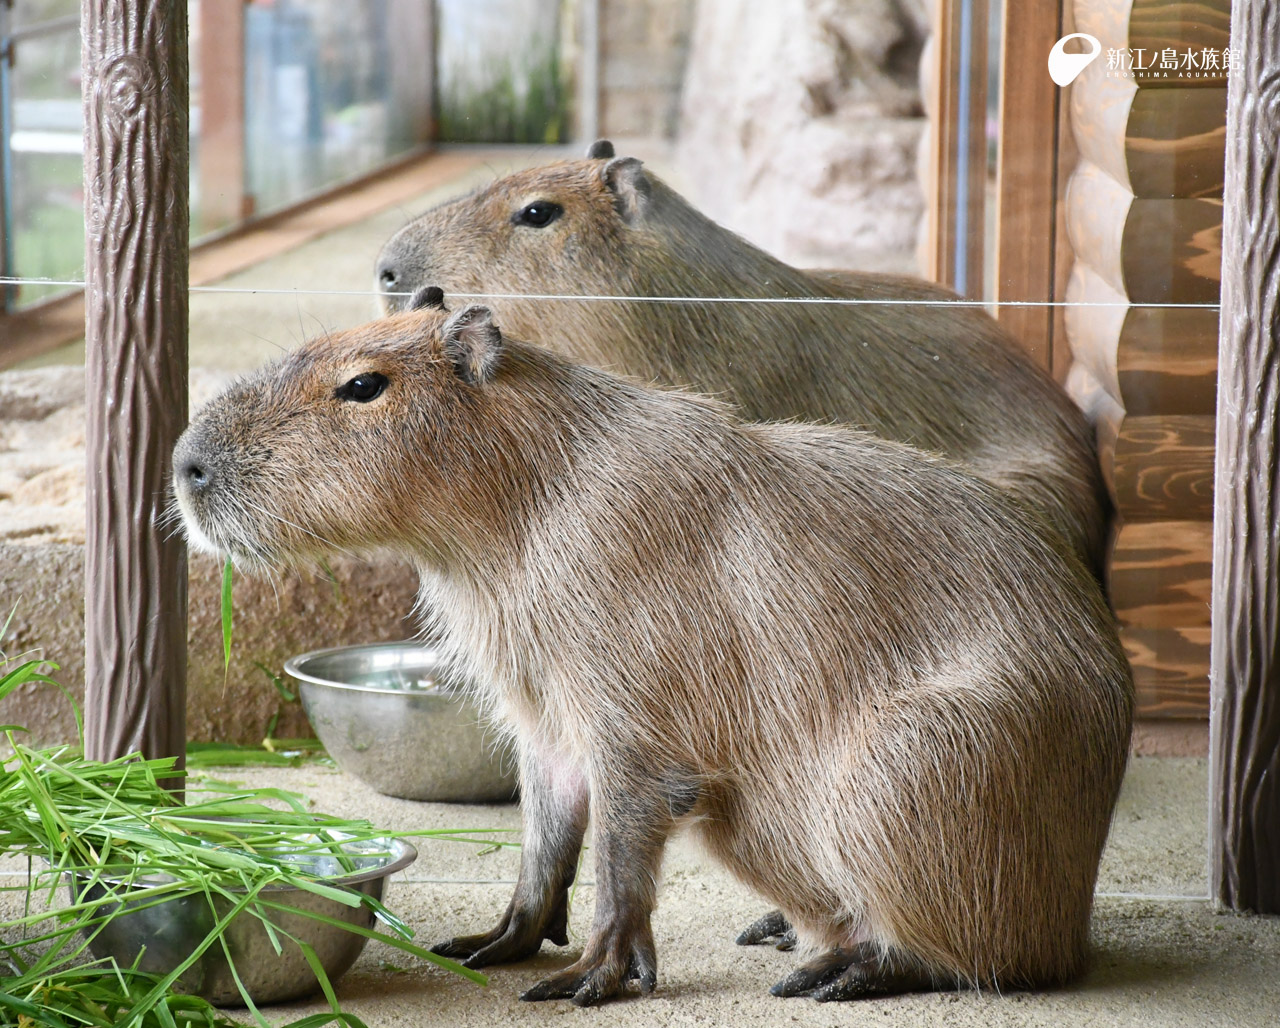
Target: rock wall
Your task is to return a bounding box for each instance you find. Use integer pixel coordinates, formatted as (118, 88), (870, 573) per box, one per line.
(0, 368), (420, 747)
(675, 0), (928, 273)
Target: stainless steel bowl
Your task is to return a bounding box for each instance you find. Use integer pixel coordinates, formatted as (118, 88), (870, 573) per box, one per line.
(74, 833), (416, 1005)
(285, 642), (517, 803)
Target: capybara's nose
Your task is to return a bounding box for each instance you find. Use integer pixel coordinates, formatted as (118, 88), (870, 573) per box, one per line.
(181, 459), (211, 493)
(173, 432), (215, 496)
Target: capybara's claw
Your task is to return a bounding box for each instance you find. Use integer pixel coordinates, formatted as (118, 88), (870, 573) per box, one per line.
(522, 934), (657, 1006)
(770, 949), (853, 998)
(431, 925), (543, 968)
(772, 945), (938, 1001)
(429, 934), (490, 960)
(737, 909), (795, 949)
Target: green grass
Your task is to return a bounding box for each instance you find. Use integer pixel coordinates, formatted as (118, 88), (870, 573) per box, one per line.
(0, 651), (500, 1027)
(437, 43), (569, 144)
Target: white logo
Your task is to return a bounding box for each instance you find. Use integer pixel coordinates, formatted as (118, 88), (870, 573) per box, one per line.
(1048, 33), (1102, 86)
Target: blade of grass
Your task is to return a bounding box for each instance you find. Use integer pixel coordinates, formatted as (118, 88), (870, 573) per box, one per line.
(221, 558), (234, 679)
(251, 900), (488, 985)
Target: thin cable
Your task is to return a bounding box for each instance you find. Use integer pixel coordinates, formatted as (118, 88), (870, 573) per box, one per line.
(0, 277), (1223, 309)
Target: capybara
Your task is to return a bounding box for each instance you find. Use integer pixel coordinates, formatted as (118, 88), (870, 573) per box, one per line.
(171, 293), (1132, 1006)
(375, 141), (1111, 583)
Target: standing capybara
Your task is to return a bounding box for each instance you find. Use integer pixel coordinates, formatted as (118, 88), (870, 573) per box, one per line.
(172, 292), (1133, 1007)
(375, 141), (1110, 582)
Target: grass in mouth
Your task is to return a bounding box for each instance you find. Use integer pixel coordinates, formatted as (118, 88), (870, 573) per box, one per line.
(0, 649), (515, 1028)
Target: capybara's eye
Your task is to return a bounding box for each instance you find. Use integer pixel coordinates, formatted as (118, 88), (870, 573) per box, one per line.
(336, 373), (388, 403)
(513, 201), (563, 228)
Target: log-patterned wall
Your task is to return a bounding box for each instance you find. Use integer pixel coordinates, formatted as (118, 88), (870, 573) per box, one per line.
(1065, 0), (1229, 718)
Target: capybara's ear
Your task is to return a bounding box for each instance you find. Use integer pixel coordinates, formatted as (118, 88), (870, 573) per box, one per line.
(441, 305), (502, 386)
(586, 139), (615, 160)
(409, 285), (447, 311)
(600, 156), (650, 223)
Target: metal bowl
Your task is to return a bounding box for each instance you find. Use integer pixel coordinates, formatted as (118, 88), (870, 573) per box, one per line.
(73, 833), (416, 1005)
(284, 642), (517, 803)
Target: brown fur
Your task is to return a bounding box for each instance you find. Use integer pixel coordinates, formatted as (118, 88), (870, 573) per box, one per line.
(171, 306), (1133, 1006)
(376, 143), (1111, 582)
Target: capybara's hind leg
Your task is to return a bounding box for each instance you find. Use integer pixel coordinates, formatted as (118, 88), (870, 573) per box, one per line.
(736, 909), (797, 950)
(771, 944), (943, 1001)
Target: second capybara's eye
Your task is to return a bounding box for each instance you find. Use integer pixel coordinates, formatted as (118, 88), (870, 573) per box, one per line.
(513, 201), (563, 228)
(335, 372), (388, 403)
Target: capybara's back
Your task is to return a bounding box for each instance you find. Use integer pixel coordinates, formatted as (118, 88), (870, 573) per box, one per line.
(376, 143), (1111, 582)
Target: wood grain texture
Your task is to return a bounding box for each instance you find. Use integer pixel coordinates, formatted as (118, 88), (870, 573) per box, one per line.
(1129, 0), (1232, 88)
(1114, 305), (1219, 415)
(992, 0), (1062, 367)
(1210, 0), (1280, 915)
(1065, 262), (1219, 415)
(1113, 414), (1215, 521)
(1122, 197), (1222, 303)
(1126, 87), (1227, 197)
(1112, 519), (1212, 628)
(1068, 62), (1135, 192)
(1067, 174), (1222, 302)
(1125, 625), (1211, 718)
(82, 0), (189, 772)
(1068, 75), (1226, 200)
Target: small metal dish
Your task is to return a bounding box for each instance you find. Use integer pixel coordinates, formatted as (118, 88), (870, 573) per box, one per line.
(73, 831), (416, 1005)
(284, 642), (517, 803)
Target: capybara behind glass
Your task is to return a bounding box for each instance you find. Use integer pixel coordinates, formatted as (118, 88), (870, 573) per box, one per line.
(376, 142), (1111, 582)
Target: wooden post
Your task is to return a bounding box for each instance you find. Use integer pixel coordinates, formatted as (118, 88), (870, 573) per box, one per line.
(1209, 0), (1280, 913)
(924, 0), (988, 300)
(82, 1), (189, 777)
(386, 0), (434, 147)
(992, 0), (1062, 369)
(197, 0), (247, 230)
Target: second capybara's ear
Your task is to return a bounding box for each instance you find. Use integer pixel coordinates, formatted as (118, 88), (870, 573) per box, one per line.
(441, 305), (502, 386)
(409, 285), (447, 311)
(586, 139), (615, 159)
(600, 156), (650, 224)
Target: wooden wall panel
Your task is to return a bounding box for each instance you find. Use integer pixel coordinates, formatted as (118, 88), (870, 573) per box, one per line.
(1124, 626), (1213, 718)
(1126, 88), (1227, 197)
(1113, 414), (1215, 522)
(1121, 198), (1222, 303)
(1112, 520), (1213, 627)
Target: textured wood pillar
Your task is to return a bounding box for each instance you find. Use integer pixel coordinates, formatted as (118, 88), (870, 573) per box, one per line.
(1209, 0), (1280, 913)
(82, 2), (189, 773)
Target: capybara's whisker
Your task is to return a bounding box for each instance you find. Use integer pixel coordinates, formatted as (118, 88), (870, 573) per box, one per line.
(239, 498), (357, 559)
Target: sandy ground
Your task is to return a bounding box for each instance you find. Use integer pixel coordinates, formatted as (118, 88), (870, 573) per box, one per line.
(143, 756), (1278, 1028)
(3, 757), (1274, 1026)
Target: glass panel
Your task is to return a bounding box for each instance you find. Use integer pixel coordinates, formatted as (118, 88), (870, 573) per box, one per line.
(243, 0), (422, 215)
(436, 0), (570, 143)
(3, 5), (81, 308)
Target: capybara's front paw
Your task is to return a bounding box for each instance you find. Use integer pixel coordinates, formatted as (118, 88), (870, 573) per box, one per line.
(432, 895), (570, 968)
(736, 909), (797, 950)
(521, 927), (657, 1007)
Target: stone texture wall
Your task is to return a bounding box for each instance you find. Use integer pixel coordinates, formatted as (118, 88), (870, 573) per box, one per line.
(0, 369), (420, 747)
(598, 0), (696, 138)
(675, 0), (928, 272)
